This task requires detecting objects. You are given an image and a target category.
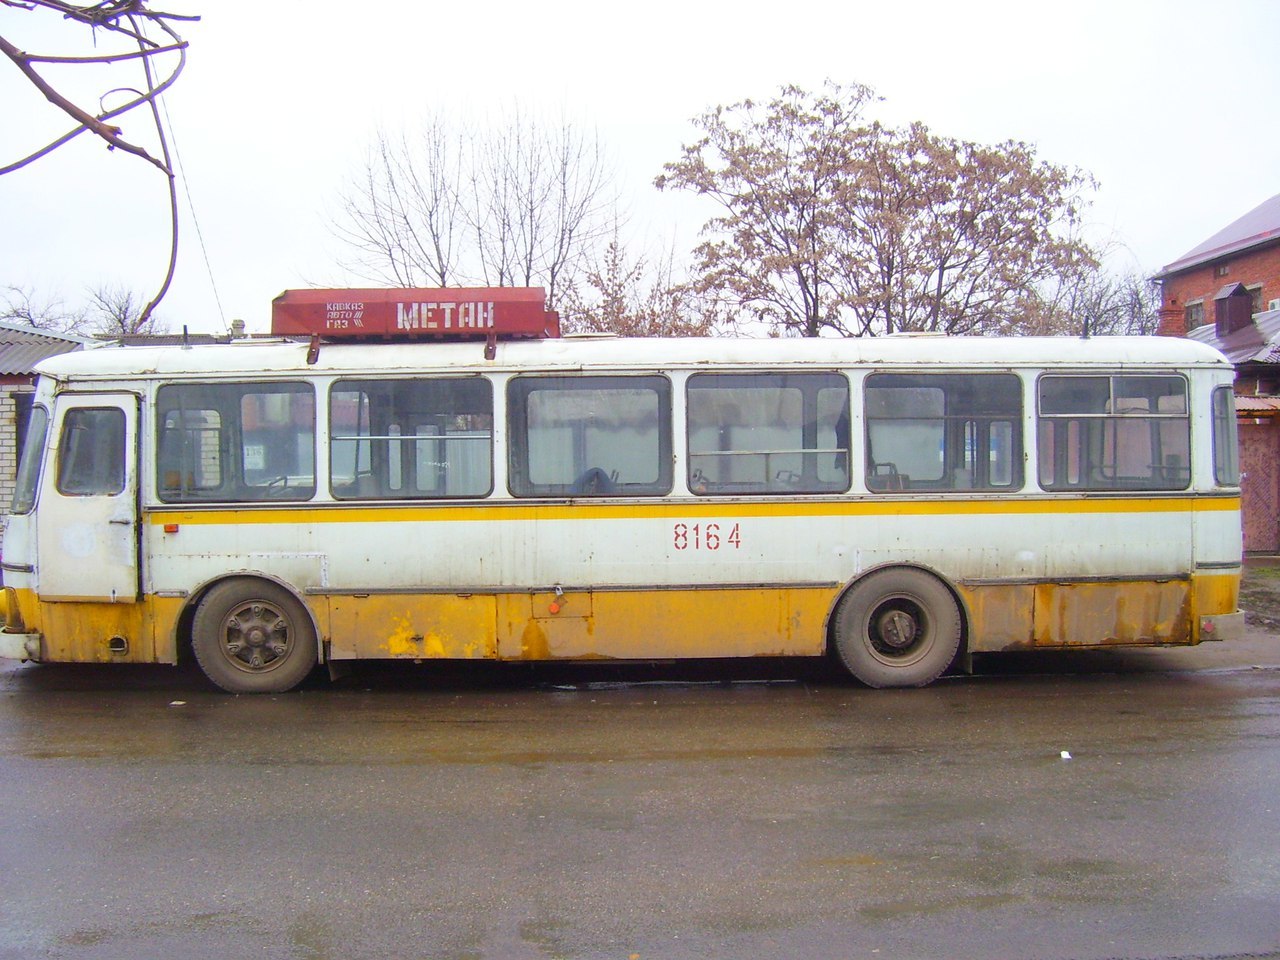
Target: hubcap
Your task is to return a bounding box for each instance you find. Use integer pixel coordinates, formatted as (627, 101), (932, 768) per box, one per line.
(223, 602), (290, 672)
(869, 598), (927, 659)
(875, 608), (918, 650)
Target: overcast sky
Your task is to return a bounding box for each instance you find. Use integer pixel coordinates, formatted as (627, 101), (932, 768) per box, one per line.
(3, 0), (1278, 334)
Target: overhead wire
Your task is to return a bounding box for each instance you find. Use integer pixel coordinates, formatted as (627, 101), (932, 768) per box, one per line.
(159, 94), (227, 329)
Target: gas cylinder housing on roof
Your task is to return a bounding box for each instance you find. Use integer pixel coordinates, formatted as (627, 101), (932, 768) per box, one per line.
(270, 287), (561, 342)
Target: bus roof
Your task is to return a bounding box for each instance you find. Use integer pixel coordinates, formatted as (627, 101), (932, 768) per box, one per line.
(34, 334), (1232, 382)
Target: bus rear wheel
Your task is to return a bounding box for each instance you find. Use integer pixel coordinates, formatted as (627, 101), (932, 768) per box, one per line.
(191, 579), (317, 693)
(832, 569), (961, 688)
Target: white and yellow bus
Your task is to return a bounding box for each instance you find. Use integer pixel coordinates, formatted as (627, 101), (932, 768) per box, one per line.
(0, 294), (1244, 693)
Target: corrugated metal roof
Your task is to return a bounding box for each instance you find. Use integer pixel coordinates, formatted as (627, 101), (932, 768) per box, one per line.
(101, 333), (234, 347)
(0, 322), (85, 375)
(1235, 396), (1280, 413)
(1186, 308), (1280, 364)
(1156, 192), (1280, 278)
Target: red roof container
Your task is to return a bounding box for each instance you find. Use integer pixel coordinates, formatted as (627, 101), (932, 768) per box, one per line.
(270, 288), (560, 340)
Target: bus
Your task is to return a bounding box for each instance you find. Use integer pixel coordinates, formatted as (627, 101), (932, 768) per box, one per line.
(0, 289), (1244, 693)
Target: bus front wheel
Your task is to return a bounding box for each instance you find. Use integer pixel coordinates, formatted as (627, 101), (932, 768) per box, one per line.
(832, 569), (962, 688)
(191, 579), (318, 693)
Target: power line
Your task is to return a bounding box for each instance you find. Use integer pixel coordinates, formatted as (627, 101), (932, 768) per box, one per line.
(160, 94), (227, 328)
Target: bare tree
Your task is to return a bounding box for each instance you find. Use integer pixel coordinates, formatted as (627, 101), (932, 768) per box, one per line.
(2, 282), (167, 336)
(1022, 264), (1159, 336)
(334, 122), (464, 287)
(1097, 273), (1160, 336)
(0, 1), (197, 323)
(86, 284), (167, 336)
(1, 283), (84, 333)
(519, 115), (613, 307)
(334, 110), (615, 308)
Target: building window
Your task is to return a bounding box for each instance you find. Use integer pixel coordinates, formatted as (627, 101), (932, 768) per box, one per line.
(1215, 264), (1230, 278)
(1184, 300), (1205, 329)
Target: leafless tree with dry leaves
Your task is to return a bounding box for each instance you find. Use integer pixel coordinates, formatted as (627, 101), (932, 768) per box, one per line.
(558, 225), (723, 336)
(657, 82), (1103, 337)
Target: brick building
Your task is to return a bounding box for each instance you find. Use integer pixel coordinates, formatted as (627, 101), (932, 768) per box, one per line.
(1156, 192), (1280, 334)
(1154, 192), (1280, 551)
(0, 322), (87, 551)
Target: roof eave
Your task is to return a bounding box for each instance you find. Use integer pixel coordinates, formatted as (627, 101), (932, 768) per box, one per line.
(1155, 230), (1280, 281)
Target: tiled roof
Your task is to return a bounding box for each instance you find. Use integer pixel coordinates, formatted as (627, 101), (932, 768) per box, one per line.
(0, 322), (86, 375)
(1156, 192), (1280, 278)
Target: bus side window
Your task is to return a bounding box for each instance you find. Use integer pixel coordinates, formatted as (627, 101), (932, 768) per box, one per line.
(686, 372), (850, 496)
(507, 375), (672, 498)
(329, 378), (493, 500)
(156, 383), (314, 502)
(57, 407), (125, 496)
(1037, 375), (1189, 491)
(1212, 386), (1240, 486)
(158, 408), (223, 497)
(864, 373), (1023, 494)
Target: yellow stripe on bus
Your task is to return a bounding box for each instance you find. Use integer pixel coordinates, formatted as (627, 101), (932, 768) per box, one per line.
(148, 496), (1240, 526)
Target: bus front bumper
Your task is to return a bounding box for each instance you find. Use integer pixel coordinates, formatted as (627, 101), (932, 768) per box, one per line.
(0, 629), (40, 661)
(1200, 611), (1245, 643)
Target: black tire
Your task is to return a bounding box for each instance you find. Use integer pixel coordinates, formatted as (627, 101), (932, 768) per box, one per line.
(191, 578), (317, 693)
(832, 568), (962, 688)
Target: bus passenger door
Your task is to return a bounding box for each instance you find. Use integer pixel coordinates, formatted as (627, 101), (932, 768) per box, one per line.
(36, 393), (140, 604)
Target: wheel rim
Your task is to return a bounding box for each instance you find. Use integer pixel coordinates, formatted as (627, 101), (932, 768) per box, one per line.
(219, 600), (293, 674)
(865, 596), (931, 664)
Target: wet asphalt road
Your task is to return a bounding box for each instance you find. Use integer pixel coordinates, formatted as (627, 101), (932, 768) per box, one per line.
(2, 637), (1279, 960)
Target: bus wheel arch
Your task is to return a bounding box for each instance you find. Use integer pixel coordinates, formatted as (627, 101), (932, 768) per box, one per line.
(829, 566), (965, 688)
(189, 576), (319, 694)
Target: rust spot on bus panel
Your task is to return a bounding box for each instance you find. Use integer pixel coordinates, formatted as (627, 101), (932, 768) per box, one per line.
(150, 596), (185, 664)
(955, 584), (1034, 653)
(498, 588), (833, 661)
(520, 619), (551, 659)
(1032, 580), (1191, 647)
(37, 601), (154, 663)
(326, 594), (497, 660)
